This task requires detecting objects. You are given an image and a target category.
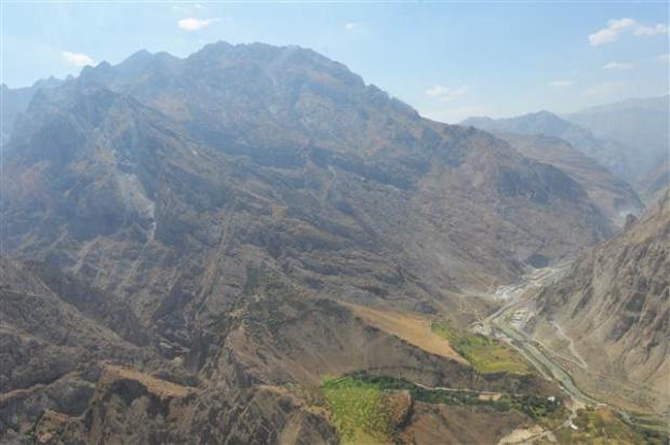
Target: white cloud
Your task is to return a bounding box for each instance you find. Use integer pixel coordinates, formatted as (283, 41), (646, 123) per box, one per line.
(658, 53), (670, 63)
(589, 18), (669, 46)
(589, 28), (619, 46)
(602, 62), (634, 70)
(62, 51), (94, 67)
(634, 23), (668, 36)
(344, 22), (363, 32)
(589, 18), (637, 46)
(609, 18), (638, 30)
(548, 80), (573, 87)
(586, 81), (624, 96)
(193, 3), (205, 9)
(425, 85), (468, 101)
(178, 17), (219, 31)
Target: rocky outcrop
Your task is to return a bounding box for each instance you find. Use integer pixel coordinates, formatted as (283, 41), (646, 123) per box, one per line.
(10, 364), (338, 445)
(0, 259), (148, 394)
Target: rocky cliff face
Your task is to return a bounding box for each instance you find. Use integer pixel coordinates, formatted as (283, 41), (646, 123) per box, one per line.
(529, 191), (669, 415)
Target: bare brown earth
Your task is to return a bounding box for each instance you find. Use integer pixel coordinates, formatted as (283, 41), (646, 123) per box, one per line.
(401, 402), (529, 445)
(100, 364), (192, 398)
(340, 301), (467, 364)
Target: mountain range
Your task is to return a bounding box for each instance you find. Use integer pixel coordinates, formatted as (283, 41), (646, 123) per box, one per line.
(462, 97), (669, 201)
(1, 42), (667, 443)
(462, 130), (645, 226)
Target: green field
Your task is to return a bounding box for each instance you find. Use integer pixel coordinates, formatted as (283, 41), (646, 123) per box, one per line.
(321, 377), (396, 444)
(321, 372), (564, 443)
(432, 320), (532, 375)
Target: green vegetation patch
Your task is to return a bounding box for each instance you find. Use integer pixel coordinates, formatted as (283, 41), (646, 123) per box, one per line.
(321, 376), (404, 444)
(358, 372), (561, 419)
(321, 372), (566, 443)
(432, 320), (532, 375)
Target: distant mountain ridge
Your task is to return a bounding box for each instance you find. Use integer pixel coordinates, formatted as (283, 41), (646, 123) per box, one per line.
(466, 130), (644, 226)
(462, 110), (630, 177)
(462, 97), (670, 198)
(566, 95), (669, 200)
(3, 43), (611, 300)
(461, 112), (645, 225)
(464, 110), (578, 136)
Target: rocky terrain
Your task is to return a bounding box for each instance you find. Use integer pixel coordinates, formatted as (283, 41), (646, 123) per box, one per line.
(0, 42), (646, 444)
(528, 191), (670, 416)
(472, 131), (644, 226)
(1, 257), (566, 444)
(642, 162), (670, 204)
(2, 43), (612, 314)
(0, 78), (64, 146)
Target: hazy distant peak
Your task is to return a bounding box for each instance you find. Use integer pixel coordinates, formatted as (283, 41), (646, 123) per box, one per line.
(123, 49), (153, 62)
(32, 75), (64, 89)
(571, 94), (669, 115)
(529, 109), (555, 117)
(462, 110), (582, 137)
(115, 49), (154, 70)
(77, 61), (114, 86)
(2, 76), (64, 93)
(80, 61), (112, 75)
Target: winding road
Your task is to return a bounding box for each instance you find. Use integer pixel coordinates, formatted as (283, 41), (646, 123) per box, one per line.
(478, 265), (668, 439)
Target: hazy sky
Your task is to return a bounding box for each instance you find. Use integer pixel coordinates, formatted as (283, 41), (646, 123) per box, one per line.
(2, 1), (668, 122)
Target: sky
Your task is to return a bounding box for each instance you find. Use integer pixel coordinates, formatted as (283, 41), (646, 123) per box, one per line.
(1, 1), (668, 123)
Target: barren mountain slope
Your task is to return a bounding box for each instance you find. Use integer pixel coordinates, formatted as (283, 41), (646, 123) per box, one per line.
(489, 131), (644, 226)
(0, 258), (563, 444)
(641, 161), (670, 204)
(529, 192), (670, 415)
(2, 43), (611, 323)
